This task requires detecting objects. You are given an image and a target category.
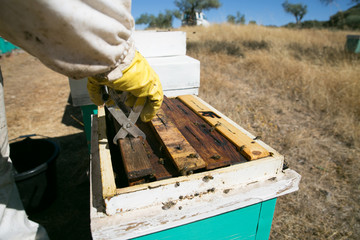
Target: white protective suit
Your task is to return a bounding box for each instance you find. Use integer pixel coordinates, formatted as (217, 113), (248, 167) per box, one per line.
(0, 0), (134, 239)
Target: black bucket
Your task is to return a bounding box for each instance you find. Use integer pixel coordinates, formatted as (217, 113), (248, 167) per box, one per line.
(10, 137), (59, 214)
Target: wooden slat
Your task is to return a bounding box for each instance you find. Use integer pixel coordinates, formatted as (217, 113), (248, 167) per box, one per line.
(150, 108), (207, 175)
(177, 95), (270, 160)
(108, 110), (154, 184)
(141, 139), (171, 181)
(97, 106), (117, 198)
(90, 114), (105, 210)
(162, 97), (245, 169)
(118, 137), (154, 181)
(137, 121), (177, 180)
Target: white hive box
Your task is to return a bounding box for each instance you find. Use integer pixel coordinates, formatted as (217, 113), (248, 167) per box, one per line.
(68, 31), (200, 106)
(133, 31), (186, 57)
(148, 55), (199, 96)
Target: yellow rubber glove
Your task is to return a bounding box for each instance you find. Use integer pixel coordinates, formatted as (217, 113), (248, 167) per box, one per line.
(87, 51), (163, 122)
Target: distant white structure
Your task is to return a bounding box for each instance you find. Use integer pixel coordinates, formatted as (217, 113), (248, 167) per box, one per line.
(181, 11), (210, 27)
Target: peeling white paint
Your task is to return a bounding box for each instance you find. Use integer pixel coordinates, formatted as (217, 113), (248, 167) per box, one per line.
(104, 156), (284, 216)
(91, 170), (300, 240)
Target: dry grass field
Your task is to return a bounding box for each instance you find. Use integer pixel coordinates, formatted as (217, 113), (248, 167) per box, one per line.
(0, 24), (359, 239)
(181, 24), (360, 239)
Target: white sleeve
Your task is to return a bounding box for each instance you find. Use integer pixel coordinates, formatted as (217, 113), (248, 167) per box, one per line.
(0, 0), (135, 80)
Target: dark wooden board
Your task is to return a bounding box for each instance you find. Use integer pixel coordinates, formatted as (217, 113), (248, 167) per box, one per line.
(108, 111), (154, 185)
(105, 96), (248, 187)
(163, 97), (246, 169)
(137, 121), (178, 180)
(150, 108), (207, 175)
(118, 137), (153, 181)
(178, 95), (270, 160)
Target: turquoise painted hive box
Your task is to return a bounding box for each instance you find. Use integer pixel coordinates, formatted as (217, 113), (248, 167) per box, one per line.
(346, 35), (360, 54)
(0, 37), (20, 54)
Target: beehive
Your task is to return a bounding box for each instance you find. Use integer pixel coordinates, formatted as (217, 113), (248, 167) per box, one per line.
(90, 95), (300, 239)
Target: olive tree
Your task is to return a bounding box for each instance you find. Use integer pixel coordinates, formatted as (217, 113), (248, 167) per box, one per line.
(136, 10), (181, 29)
(282, 1), (308, 24)
(174, 0), (221, 26)
(227, 12), (246, 24)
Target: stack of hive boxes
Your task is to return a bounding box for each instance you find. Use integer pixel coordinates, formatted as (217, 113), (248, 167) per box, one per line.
(68, 30), (200, 106)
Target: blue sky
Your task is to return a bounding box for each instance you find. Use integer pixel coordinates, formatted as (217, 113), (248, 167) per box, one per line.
(132, 0), (356, 29)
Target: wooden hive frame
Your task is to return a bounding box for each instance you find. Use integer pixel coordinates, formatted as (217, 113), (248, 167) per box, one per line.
(90, 95), (300, 239)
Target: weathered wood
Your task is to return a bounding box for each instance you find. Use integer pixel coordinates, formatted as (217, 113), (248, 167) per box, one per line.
(162, 97), (246, 169)
(95, 169), (299, 239)
(97, 106), (117, 198)
(118, 137), (154, 181)
(141, 139), (170, 181)
(106, 156), (288, 216)
(90, 114), (106, 212)
(104, 109), (175, 185)
(150, 108), (207, 175)
(108, 109), (154, 184)
(137, 121), (177, 180)
(178, 95), (270, 161)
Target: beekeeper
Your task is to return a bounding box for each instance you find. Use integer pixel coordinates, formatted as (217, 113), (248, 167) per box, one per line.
(0, 0), (163, 239)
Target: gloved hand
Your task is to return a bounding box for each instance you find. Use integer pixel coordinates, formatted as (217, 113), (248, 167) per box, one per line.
(87, 51), (163, 122)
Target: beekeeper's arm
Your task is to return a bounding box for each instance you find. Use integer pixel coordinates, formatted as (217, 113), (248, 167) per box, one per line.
(0, 0), (163, 122)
